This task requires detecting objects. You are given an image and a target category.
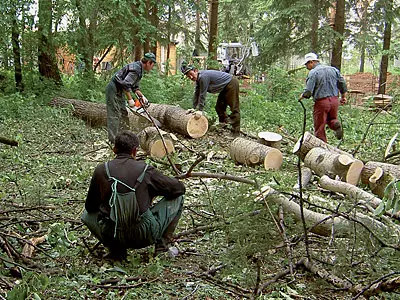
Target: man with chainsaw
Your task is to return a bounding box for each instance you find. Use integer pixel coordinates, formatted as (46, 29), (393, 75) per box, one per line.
(299, 52), (347, 142)
(181, 63), (241, 137)
(82, 130), (185, 260)
(106, 53), (156, 144)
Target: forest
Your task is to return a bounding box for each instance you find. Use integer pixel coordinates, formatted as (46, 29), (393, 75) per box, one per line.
(1, 0), (400, 299)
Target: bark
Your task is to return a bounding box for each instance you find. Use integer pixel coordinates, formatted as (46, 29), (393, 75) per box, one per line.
(378, 0), (393, 95)
(37, 0), (62, 84)
(230, 137), (283, 170)
(146, 104), (209, 138)
(11, 9), (23, 92)
(293, 131), (351, 161)
(304, 147), (363, 185)
(49, 97), (152, 131)
(0, 136), (18, 147)
(361, 161), (400, 198)
(255, 186), (389, 238)
(208, 0), (219, 60)
(331, 0), (345, 70)
(138, 127), (175, 158)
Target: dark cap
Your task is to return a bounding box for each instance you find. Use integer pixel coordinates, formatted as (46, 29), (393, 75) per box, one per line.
(143, 52), (156, 63)
(181, 63), (195, 75)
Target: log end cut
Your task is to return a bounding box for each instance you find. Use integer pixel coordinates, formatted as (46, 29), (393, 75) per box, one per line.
(150, 140), (175, 158)
(346, 159), (364, 185)
(186, 115), (208, 138)
(263, 148), (283, 170)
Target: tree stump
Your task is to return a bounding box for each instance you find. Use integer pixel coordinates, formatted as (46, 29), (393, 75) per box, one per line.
(146, 104), (208, 138)
(257, 131), (282, 150)
(138, 127), (175, 158)
(230, 137), (283, 170)
(304, 147), (363, 185)
(293, 131), (351, 161)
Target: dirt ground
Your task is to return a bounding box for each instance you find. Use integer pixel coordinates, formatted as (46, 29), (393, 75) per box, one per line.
(344, 72), (399, 105)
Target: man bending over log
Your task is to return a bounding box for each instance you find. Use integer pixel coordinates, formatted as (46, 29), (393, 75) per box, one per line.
(181, 62), (241, 137)
(106, 53), (156, 144)
(82, 130), (185, 260)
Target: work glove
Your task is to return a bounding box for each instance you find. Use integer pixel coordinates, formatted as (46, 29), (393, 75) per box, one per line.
(186, 108), (195, 114)
(128, 99), (136, 107)
(141, 95), (150, 108)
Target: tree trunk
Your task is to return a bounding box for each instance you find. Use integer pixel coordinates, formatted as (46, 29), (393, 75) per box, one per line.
(378, 0), (393, 95)
(330, 0), (345, 70)
(138, 127), (175, 158)
(293, 132), (351, 161)
(230, 137), (283, 170)
(358, 0), (370, 73)
(208, 0), (219, 60)
(37, 0), (62, 84)
(146, 104), (209, 138)
(310, 0), (319, 52)
(11, 8), (23, 92)
(48, 97), (152, 131)
(194, 0), (203, 56)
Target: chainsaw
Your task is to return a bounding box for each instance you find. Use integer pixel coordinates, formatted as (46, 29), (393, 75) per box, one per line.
(126, 94), (162, 128)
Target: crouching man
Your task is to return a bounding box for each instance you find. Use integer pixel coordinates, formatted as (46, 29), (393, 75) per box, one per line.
(82, 130), (185, 260)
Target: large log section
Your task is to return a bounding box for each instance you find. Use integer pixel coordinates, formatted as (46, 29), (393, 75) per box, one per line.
(361, 161), (400, 198)
(49, 97), (208, 138)
(304, 147), (364, 185)
(138, 127), (175, 158)
(230, 137), (283, 170)
(293, 131), (350, 161)
(146, 104), (208, 138)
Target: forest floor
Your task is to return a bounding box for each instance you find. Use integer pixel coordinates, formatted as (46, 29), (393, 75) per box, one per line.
(1, 77), (400, 299)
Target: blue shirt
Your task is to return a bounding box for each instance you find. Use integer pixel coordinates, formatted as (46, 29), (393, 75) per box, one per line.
(113, 61), (143, 93)
(302, 63), (347, 101)
(194, 70), (232, 110)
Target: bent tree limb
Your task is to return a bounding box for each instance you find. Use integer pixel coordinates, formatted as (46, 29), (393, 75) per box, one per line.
(0, 136), (18, 147)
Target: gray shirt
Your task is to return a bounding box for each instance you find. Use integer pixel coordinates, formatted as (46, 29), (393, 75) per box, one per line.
(194, 70), (232, 110)
(113, 61), (143, 93)
(302, 63), (347, 101)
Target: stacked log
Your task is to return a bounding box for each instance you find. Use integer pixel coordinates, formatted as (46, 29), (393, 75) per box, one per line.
(138, 127), (175, 158)
(230, 137), (283, 170)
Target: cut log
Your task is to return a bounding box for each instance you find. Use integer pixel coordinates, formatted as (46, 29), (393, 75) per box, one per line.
(146, 104), (208, 138)
(230, 137), (283, 170)
(255, 185), (390, 238)
(293, 131), (351, 161)
(372, 94), (392, 109)
(304, 147), (363, 185)
(0, 136), (18, 146)
(257, 131), (282, 150)
(293, 167), (313, 190)
(138, 127), (175, 158)
(49, 97), (151, 130)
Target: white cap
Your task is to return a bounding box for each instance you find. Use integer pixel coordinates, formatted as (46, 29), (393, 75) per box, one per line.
(303, 53), (319, 65)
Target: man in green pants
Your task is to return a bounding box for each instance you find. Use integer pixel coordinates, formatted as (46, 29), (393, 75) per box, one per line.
(82, 130), (185, 260)
(106, 53), (156, 144)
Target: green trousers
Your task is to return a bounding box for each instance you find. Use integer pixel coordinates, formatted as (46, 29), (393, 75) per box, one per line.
(106, 80), (129, 144)
(81, 195), (184, 250)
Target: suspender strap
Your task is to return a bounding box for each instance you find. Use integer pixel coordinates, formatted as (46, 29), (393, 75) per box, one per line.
(105, 162), (148, 191)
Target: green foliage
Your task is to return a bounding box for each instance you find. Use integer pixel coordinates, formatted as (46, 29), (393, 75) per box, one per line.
(374, 179), (400, 216)
(7, 272), (49, 300)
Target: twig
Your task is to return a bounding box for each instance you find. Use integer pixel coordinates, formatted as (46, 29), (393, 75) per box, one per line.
(176, 171), (256, 186)
(87, 277), (158, 289)
(0, 255), (37, 272)
(352, 272), (400, 299)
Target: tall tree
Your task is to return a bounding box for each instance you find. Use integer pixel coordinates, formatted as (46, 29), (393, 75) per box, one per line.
(378, 0), (393, 94)
(11, 7), (23, 91)
(37, 0), (62, 84)
(208, 0), (218, 60)
(330, 0), (345, 70)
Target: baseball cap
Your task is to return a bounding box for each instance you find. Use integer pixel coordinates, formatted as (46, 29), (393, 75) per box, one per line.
(181, 63), (195, 75)
(303, 52), (319, 65)
(144, 52), (156, 63)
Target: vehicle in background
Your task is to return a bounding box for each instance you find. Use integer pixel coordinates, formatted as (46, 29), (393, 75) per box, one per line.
(216, 41), (259, 77)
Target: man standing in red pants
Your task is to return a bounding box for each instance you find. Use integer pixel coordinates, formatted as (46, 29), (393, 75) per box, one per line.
(299, 53), (347, 142)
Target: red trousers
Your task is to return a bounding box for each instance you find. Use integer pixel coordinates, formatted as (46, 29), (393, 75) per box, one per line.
(313, 96), (339, 142)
